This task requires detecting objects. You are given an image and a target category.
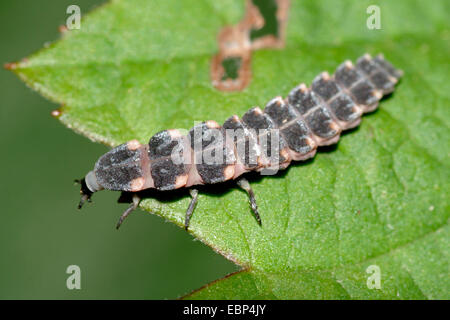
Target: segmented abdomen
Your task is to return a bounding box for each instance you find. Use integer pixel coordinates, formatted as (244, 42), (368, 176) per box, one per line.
(98, 54), (403, 192)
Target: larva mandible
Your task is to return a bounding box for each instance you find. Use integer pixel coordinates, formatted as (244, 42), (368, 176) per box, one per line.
(76, 53), (403, 230)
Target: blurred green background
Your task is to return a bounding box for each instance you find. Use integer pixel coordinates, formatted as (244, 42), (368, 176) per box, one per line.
(0, 0), (237, 299)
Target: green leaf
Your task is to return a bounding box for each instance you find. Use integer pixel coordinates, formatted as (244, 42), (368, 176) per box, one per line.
(12, 0), (449, 299)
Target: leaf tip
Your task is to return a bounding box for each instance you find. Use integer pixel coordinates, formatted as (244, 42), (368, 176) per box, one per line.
(4, 62), (18, 71)
(5, 57), (30, 72)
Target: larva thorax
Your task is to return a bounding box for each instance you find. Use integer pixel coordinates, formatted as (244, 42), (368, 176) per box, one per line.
(84, 53), (402, 195)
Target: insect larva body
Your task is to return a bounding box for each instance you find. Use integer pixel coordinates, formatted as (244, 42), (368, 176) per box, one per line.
(77, 53), (402, 229)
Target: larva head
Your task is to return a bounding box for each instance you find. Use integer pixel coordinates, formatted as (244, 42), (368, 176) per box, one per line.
(76, 139), (149, 209)
(76, 171), (102, 209)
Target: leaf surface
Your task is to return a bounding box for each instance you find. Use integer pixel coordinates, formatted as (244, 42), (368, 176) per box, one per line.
(13, 0), (449, 299)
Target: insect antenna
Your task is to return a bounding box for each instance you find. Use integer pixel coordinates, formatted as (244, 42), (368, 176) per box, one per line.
(75, 178), (93, 209)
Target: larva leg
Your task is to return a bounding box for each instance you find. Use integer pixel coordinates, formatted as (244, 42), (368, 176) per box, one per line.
(184, 189), (199, 230)
(237, 178), (262, 226)
(116, 194), (140, 229)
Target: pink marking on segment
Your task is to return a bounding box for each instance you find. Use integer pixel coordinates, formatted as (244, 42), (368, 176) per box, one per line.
(257, 157), (291, 172)
(280, 148), (291, 162)
(344, 60), (354, 69)
(185, 164), (204, 187)
(140, 145), (154, 189)
(373, 90), (383, 100)
(127, 139), (141, 150)
(341, 116), (362, 130)
(306, 137), (317, 150)
(322, 72), (331, 81)
(363, 101), (380, 113)
(388, 76), (398, 84)
(286, 137), (318, 161)
(288, 148), (317, 162)
(175, 175), (189, 189)
(168, 129), (183, 139)
(272, 96), (283, 105)
(332, 107), (364, 131)
(130, 177), (145, 192)
(298, 83), (308, 92)
(313, 132), (341, 147)
(306, 118), (342, 146)
(329, 122), (342, 133)
(253, 107), (263, 115)
(223, 165), (235, 180)
(232, 162), (250, 179)
(206, 120), (221, 128)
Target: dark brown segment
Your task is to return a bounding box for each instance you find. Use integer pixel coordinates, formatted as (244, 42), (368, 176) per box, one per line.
(288, 85), (319, 114)
(223, 115), (247, 142)
(335, 62), (362, 88)
(263, 97), (314, 155)
(280, 120), (314, 155)
(356, 55), (395, 93)
(328, 94), (360, 122)
(195, 147), (235, 184)
(370, 72), (395, 93)
(189, 120), (236, 184)
(196, 163), (230, 184)
(335, 62), (380, 107)
(258, 129), (289, 165)
(97, 142), (137, 167)
(223, 115), (259, 168)
(264, 98), (296, 127)
(195, 142), (235, 167)
(348, 81), (380, 106)
(311, 73), (340, 102)
(243, 107), (289, 165)
(311, 72), (362, 123)
(288, 87), (339, 139)
(151, 157), (188, 191)
(242, 107), (275, 129)
(148, 130), (190, 189)
(94, 143), (143, 191)
(355, 56), (378, 75)
(237, 136), (260, 168)
(304, 107), (339, 138)
(97, 165), (142, 191)
(373, 55), (403, 79)
(189, 121), (223, 150)
(148, 130), (184, 160)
